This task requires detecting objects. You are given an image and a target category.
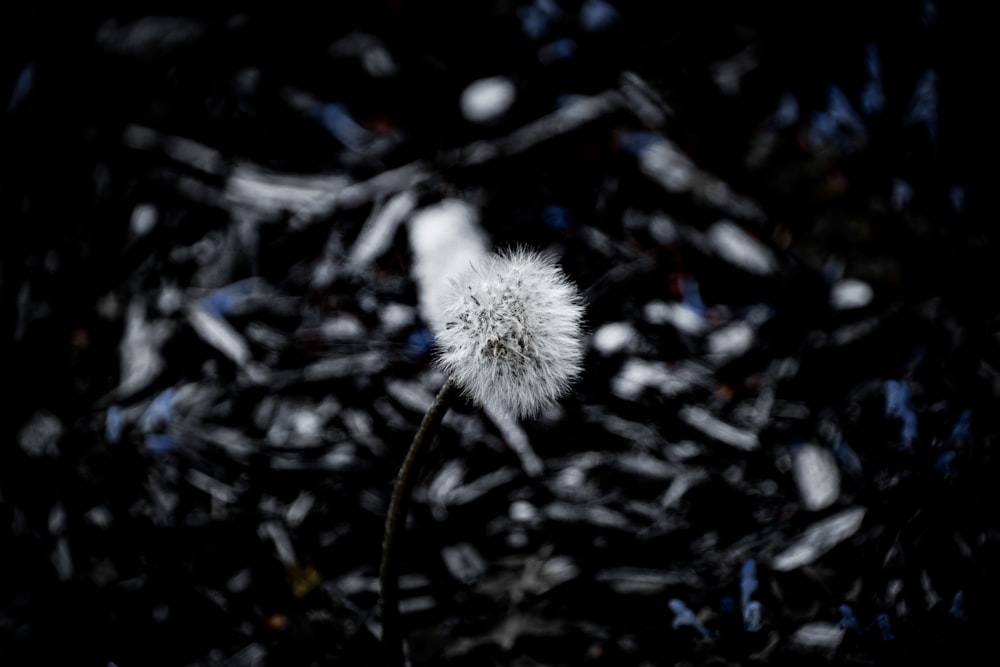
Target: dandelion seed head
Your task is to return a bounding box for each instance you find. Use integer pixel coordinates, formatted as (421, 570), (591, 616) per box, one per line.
(434, 247), (585, 418)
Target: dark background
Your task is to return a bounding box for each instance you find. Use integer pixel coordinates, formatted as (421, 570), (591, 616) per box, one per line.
(2, 2), (996, 666)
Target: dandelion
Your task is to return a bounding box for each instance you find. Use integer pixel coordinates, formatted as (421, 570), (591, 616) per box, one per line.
(434, 247), (585, 418)
(379, 246), (585, 665)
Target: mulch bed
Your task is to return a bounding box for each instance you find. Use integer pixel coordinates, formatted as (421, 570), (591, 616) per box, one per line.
(2, 4), (996, 666)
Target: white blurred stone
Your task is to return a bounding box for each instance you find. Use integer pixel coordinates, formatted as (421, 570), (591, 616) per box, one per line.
(303, 351), (387, 380)
(321, 315), (366, 340)
(793, 444), (840, 511)
(260, 520), (296, 567)
(648, 213), (678, 244)
(707, 220), (778, 275)
(484, 403), (544, 477)
(830, 278), (874, 310)
(460, 76), (516, 124)
(52, 537), (74, 582)
(636, 138), (695, 192)
(711, 45), (758, 97)
(771, 507), (866, 571)
(678, 405), (759, 451)
(285, 492), (315, 528)
(660, 470), (707, 508)
(441, 542), (487, 585)
(156, 285), (184, 315)
(612, 358), (711, 401)
(644, 300), (706, 335)
(593, 321), (635, 355)
(707, 320), (754, 362)
(408, 199), (488, 331)
(119, 299), (172, 395)
(187, 305), (252, 366)
(48, 504), (66, 534)
(18, 410), (63, 458)
(788, 622), (845, 657)
(329, 33), (398, 77)
(130, 203), (157, 237)
(510, 500), (539, 523)
(386, 378), (435, 414)
(540, 555), (580, 587)
(379, 302), (416, 333)
(85, 505), (114, 529)
(348, 190), (417, 272)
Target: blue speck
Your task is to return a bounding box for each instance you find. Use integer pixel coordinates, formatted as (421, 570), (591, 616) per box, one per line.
(203, 278), (262, 318)
(905, 347), (927, 374)
(535, 0), (563, 17)
(743, 601), (762, 633)
(317, 103), (372, 150)
(740, 560), (761, 632)
(823, 255), (845, 284)
(808, 86), (866, 151)
(865, 44), (882, 81)
(146, 433), (178, 454)
(542, 205), (571, 230)
(204, 290), (233, 318)
(833, 436), (864, 477)
(949, 186), (966, 214)
(519, 0), (562, 40)
(740, 559), (758, 609)
(140, 388), (175, 433)
(827, 86), (865, 133)
(885, 380), (917, 450)
(838, 604), (861, 633)
(668, 599), (714, 640)
(922, 0), (939, 26)
(679, 276), (706, 318)
(618, 131), (661, 156)
(949, 409), (972, 443)
(543, 38), (576, 61)
(405, 327), (435, 357)
(891, 179), (914, 209)
(861, 44), (885, 115)
(861, 80), (885, 117)
(7, 63), (35, 113)
(933, 450), (956, 477)
(902, 412), (918, 449)
(905, 69), (938, 147)
(106, 405), (124, 444)
(769, 93), (799, 129)
(809, 112), (838, 147)
(720, 595), (737, 614)
(949, 590), (967, 621)
(580, 0), (619, 32)
(519, 6), (550, 40)
(876, 613), (894, 641)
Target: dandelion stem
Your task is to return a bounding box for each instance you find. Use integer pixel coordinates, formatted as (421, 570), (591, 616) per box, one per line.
(379, 375), (459, 666)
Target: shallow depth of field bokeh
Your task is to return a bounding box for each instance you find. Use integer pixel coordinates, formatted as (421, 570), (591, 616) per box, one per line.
(2, 3), (996, 666)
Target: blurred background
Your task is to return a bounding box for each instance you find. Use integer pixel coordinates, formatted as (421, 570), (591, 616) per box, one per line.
(2, 2), (996, 666)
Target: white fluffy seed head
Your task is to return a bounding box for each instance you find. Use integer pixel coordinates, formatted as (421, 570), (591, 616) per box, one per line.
(434, 247), (586, 419)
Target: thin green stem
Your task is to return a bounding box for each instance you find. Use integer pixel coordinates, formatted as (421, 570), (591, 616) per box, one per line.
(379, 376), (459, 666)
